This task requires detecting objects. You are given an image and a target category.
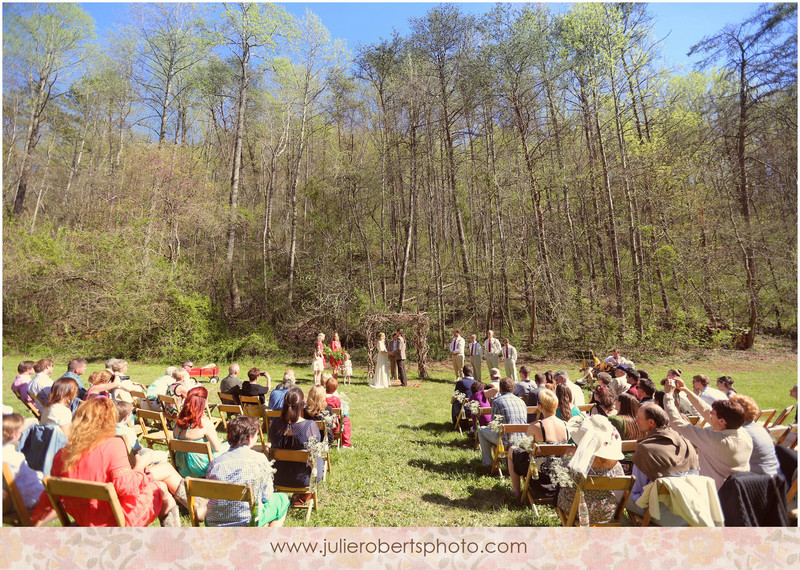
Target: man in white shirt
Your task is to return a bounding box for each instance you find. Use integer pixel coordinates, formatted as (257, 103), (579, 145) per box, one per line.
(27, 359), (55, 411)
(467, 334), (483, 383)
(501, 338), (518, 382)
(484, 330), (501, 375)
(554, 370), (585, 406)
(449, 329), (465, 380)
(692, 374), (728, 405)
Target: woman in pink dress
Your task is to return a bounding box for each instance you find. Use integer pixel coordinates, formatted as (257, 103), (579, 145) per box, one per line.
(330, 332), (343, 380)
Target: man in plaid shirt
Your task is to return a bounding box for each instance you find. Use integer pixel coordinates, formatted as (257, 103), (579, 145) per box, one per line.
(477, 377), (528, 467)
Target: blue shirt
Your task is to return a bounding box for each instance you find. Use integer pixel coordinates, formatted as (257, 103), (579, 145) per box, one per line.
(62, 371), (86, 391)
(205, 446), (276, 526)
(742, 421), (780, 477)
(491, 392), (528, 447)
(268, 387), (289, 411)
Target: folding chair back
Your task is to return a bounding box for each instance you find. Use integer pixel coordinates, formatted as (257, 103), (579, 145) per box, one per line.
(621, 440), (638, 453)
(217, 404), (243, 430)
(268, 448), (318, 521)
(136, 408), (171, 448)
(185, 477), (255, 527)
(263, 409), (282, 440)
(330, 408), (343, 449)
(756, 409), (777, 426)
(578, 404), (596, 414)
(219, 392), (237, 405)
(777, 424), (798, 449)
(3, 462), (33, 526)
(492, 424), (529, 478)
(168, 439), (213, 470)
(238, 395), (263, 418)
(13, 391), (40, 420)
(128, 390), (147, 409)
(769, 405), (796, 428)
(522, 443), (576, 507)
(558, 475), (636, 527)
(43, 476), (126, 527)
(313, 420), (332, 478)
(628, 480), (672, 527)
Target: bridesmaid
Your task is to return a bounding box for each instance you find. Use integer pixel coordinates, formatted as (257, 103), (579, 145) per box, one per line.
(330, 332), (343, 380)
(312, 333), (325, 386)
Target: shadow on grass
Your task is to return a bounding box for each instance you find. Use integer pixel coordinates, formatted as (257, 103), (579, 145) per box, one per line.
(397, 421), (452, 434)
(408, 457), (487, 476)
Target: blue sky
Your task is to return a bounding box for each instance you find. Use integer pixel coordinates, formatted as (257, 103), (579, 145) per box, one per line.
(79, 1), (762, 71)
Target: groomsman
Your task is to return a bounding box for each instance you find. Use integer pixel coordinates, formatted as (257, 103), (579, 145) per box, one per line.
(449, 329), (465, 380)
(395, 329), (408, 387)
(502, 338), (518, 383)
(484, 330), (501, 375)
(467, 334), (483, 383)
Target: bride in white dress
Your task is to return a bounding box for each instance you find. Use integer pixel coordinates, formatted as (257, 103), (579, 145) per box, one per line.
(369, 332), (391, 389)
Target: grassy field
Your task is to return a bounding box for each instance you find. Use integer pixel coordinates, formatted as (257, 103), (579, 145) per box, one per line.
(3, 349), (797, 527)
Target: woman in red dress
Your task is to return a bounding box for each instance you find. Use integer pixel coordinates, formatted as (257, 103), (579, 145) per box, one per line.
(329, 332), (343, 380)
(32, 397), (184, 526)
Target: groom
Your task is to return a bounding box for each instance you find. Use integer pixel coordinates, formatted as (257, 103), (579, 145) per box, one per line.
(395, 329), (408, 387)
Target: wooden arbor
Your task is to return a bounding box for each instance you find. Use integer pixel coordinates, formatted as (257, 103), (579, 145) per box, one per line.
(363, 312), (430, 380)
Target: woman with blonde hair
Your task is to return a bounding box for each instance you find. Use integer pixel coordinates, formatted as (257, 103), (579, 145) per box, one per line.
(304, 385), (336, 445)
(507, 389), (569, 501)
(312, 333), (326, 386)
(31, 397), (185, 526)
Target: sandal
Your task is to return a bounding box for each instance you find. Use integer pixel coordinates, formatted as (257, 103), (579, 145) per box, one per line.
(292, 493), (312, 507)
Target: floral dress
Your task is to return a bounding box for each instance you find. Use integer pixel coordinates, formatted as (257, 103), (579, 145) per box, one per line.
(556, 462), (625, 524)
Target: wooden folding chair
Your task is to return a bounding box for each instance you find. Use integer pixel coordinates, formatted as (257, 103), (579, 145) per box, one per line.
(43, 476), (126, 527)
(12, 391), (41, 420)
(263, 410), (282, 441)
(578, 403), (596, 415)
(768, 405), (796, 428)
(136, 408), (172, 449)
(168, 439), (213, 473)
(129, 390), (147, 409)
(777, 424), (798, 449)
(756, 409), (777, 427)
(557, 474), (636, 527)
(330, 408), (343, 449)
(185, 477), (256, 527)
(313, 421), (332, 479)
(621, 440), (638, 453)
(268, 448), (319, 522)
(491, 424), (529, 478)
(521, 443), (576, 509)
(219, 392), (237, 405)
(217, 404), (242, 431)
(627, 479), (671, 527)
(787, 477), (797, 505)
(3, 462), (33, 526)
(453, 401), (468, 435)
(157, 394), (180, 427)
(204, 403), (221, 429)
(473, 407), (492, 450)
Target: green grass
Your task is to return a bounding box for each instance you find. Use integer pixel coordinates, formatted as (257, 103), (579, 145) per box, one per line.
(3, 349), (796, 527)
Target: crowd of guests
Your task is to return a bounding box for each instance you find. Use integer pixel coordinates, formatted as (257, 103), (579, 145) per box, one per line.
(5, 356), (356, 527)
(451, 348), (798, 526)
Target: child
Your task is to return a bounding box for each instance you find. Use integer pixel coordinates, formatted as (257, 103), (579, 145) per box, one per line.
(2, 413), (54, 523)
(115, 401), (168, 465)
(324, 375), (352, 448)
(342, 352), (353, 386)
(11, 361), (36, 404)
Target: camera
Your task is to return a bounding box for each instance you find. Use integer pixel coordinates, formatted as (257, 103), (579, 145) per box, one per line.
(118, 375), (131, 382)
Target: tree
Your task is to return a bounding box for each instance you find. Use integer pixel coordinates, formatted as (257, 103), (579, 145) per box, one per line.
(690, 2), (797, 348)
(4, 3), (94, 215)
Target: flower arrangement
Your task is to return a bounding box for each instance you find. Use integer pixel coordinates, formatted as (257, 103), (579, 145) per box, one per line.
(548, 455), (575, 488)
(488, 414), (505, 435)
(452, 391), (467, 404)
(324, 346), (344, 362)
(303, 436), (330, 485)
(465, 400), (481, 416)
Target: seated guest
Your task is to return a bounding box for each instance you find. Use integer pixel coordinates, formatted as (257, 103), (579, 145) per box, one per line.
(31, 398), (185, 526)
(106, 359), (146, 404)
(238, 368), (271, 406)
(609, 393), (644, 441)
(468, 381), (492, 434)
(626, 403), (700, 526)
(590, 385), (616, 418)
(625, 369), (642, 400)
(544, 370), (556, 392)
(144, 366), (177, 410)
(268, 387), (323, 506)
(513, 366), (537, 407)
(531, 373), (547, 405)
(663, 377), (752, 489)
(203, 416), (289, 527)
(451, 364), (476, 425)
(507, 389), (569, 501)
(268, 370), (295, 411)
(604, 348), (624, 368)
(638, 378), (656, 405)
(11, 361), (36, 405)
(728, 393), (780, 477)
(40, 378), (79, 438)
(477, 377), (527, 469)
(555, 383), (580, 421)
(172, 386), (229, 478)
(607, 369), (629, 401)
(163, 368), (195, 416)
(324, 375), (352, 448)
(85, 370), (122, 400)
(556, 415), (625, 524)
(304, 385), (336, 446)
(27, 359), (55, 411)
(555, 370), (585, 406)
(115, 401), (166, 467)
(62, 358), (88, 399)
(219, 363), (242, 396)
(3, 413), (56, 524)
(717, 376), (737, 398)
(692, 374), (728, 405)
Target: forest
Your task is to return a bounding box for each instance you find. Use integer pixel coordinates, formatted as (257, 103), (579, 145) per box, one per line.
(2, 2), (797, 362)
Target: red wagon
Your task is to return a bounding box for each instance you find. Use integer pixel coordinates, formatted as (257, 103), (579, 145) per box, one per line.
(188, 366), (220, 384)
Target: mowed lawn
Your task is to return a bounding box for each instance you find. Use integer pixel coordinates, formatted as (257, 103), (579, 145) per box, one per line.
(3, 350), (796, 527)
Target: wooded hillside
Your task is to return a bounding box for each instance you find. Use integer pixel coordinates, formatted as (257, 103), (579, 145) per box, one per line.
(3, 3), (796, 361)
